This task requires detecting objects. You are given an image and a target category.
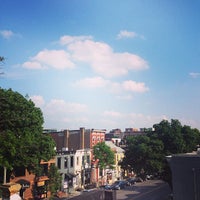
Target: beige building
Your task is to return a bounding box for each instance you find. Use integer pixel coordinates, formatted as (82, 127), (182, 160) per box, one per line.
(105, 141), (125, 183)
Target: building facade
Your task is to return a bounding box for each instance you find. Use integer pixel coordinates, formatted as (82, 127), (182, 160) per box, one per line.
(168, 151), (200, 200)
(56, 149), (91, 192)
(4, 158), (56, 200)
(49, 128), (109, 187)
(49, 128), (106, 152)
(105, 141), (125, 183)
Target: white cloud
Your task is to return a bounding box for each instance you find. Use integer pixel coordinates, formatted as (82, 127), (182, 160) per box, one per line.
(31, 97), (89, 129)
(23, 61), (46, 69)
(59, 35), (93, 45)
(22, 35), (148, 77)
(122, 80), (149, 93)
(73, 76), (109, 88)
(116, 95), (133, 100)
(117, 30), (137, 39)
(103, 110), (123, 118)
(67, 38), (148, 77)
(117, 30), (145, 40)
(189, 72), (200, 78)
(45, 99), (88, 114)
(22, 49), (75, 70)
(0, 30), (14, 39)
(100, 110), (169, 130)
(127, 113), (168, 128)
(30, 95), (45, 107)
(74, 76), (149, 95)
(29, 95), (200, 131)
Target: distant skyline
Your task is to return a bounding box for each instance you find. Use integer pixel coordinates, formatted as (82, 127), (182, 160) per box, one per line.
(1, 0), (200, 131)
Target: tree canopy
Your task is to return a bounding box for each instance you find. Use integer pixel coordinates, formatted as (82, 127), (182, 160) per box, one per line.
(123, 135), (164, 177)
(48, 164), (62, 195)
(93, 142), (115, 170)
(0, 88), (56, 174)
(122, 119), (200, 184)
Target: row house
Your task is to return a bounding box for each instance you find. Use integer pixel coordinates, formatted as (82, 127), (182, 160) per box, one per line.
(0, 158), (56, 200)
(105, 141), (125, 183)
(49, 128), (106, 189)
(49, 128), (106, 152)
(55, 148), (91, 192)
(106, 127), (153, 149)
(106, 127), (154, 141)
(123, 128), (154, 138)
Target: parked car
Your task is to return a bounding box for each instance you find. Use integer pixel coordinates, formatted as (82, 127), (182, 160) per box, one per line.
(107, 180), (129, 190)
(126, 177), (136, 185)
(126, 176), (143, 185)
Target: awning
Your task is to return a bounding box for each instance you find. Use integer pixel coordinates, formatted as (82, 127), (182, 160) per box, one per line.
(36, 176), (49, 182)
(0, 183), (21, 193)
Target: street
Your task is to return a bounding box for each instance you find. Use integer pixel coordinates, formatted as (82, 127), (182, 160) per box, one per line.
(116, 179), (172, 200)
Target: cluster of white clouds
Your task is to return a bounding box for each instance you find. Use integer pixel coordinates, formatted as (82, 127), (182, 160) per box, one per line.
(3, 29), (199, 130)
(19, 32), (199, 130)
(25, 32), (153, 129)
(30, 94), (167, 130)
(73, 76), (149, 94)
(23, 34), (148, 77)
(22, 34), (149, 98)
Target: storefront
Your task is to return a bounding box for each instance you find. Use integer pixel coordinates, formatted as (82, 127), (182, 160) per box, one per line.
(0, 182), (21, 200)
(34, 176), (49, 199)
(16, 179), (30, 199)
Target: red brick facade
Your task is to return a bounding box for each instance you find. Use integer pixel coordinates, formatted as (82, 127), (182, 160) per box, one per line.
(49, 128), (106, 152)
(10, 159), (55, 200)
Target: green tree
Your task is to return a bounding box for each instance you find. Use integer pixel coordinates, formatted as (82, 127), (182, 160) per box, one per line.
(122, 119), (200, 187)
(123, 135), (164, 179)
(93, 142), (115, 170)
(182, 126), (200, 153)
(48, 165), (62, 196)
(152, 119), (185, 155)
(0, 88), (56, 182)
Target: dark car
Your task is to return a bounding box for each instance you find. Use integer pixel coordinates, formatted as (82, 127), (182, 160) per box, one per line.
(109, 180), (129, 190)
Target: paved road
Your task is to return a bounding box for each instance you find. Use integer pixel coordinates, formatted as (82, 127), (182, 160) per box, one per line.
(116, 179), (172, 200)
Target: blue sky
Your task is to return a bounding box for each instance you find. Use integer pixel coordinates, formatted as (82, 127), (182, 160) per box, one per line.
(1, 0), (200, 131)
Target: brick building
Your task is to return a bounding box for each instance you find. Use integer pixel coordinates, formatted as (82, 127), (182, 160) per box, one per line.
(4, 158), (56, 200)
(49, 128), (106, 152)
(48, 128), (106, 186)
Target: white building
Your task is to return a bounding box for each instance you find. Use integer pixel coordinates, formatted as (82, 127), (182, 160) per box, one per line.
(56, 148), (91, 192)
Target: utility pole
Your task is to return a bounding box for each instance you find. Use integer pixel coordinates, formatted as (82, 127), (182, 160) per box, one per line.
(3, 166), (7, 184)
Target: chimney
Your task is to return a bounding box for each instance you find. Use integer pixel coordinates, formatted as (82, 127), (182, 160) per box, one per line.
(64, 130), (69, 150)
(80, 127), (85, 149)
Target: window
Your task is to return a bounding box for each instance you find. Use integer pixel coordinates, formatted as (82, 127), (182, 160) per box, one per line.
(82, 156), (85, 165)
(70, 156), (74, 167)
(87, 155), (90, 165)
(57, 157), (61, 169)
(76, 157), (79, 166)
(64, 157), (68, 168)
(41, 164), (48, 176)
(13, 166), (26, 177)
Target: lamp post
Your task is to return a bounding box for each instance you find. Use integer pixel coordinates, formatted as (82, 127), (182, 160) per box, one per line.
(82, 165), (85, 188)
